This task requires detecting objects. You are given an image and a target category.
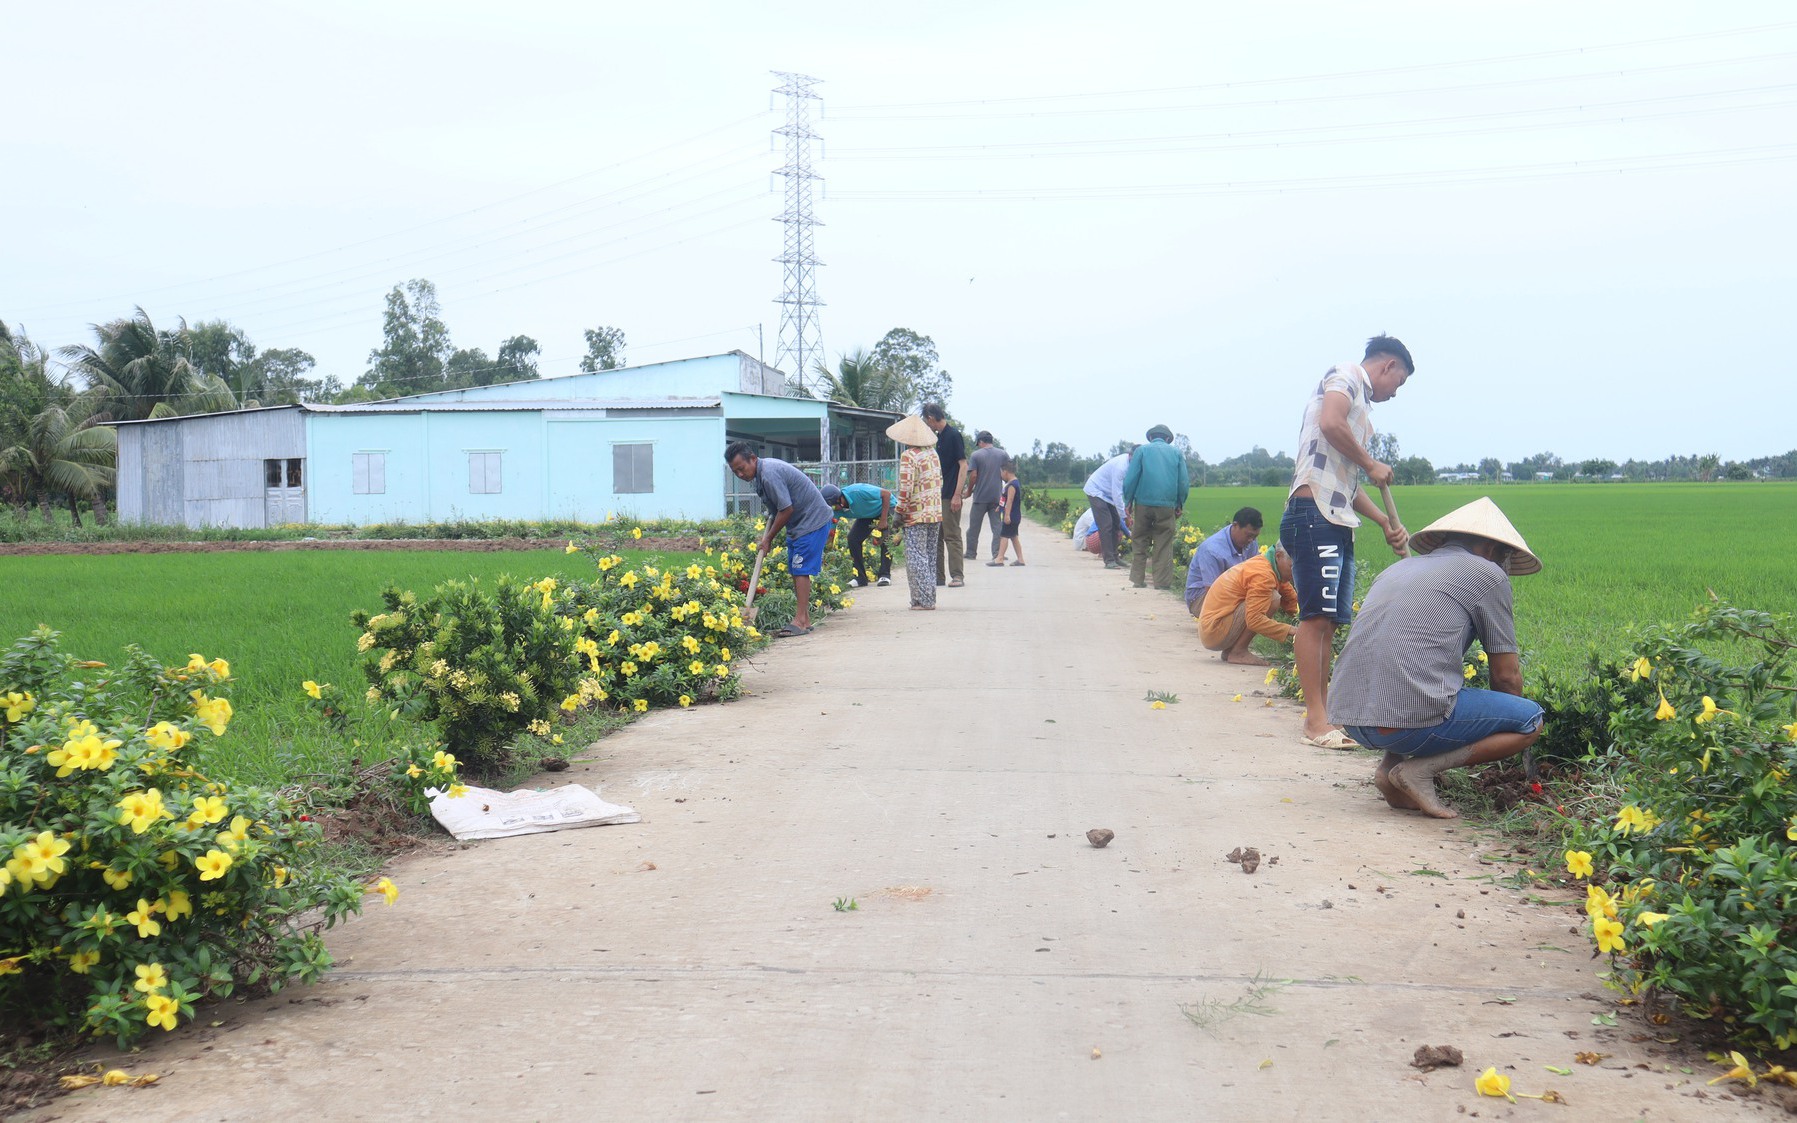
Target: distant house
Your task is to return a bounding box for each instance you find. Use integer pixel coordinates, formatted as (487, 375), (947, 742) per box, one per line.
(112, 352), (902, 529)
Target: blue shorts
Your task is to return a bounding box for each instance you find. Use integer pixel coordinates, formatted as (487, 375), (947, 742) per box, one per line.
(785, 523), (831, 577)
(1344, 688), (1544, 758)
(1280, 497), (1355, 624)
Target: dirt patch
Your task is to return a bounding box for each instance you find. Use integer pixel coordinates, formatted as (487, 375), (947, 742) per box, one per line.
(0, 1034), (82, 1116)
(0, 536), (703, 557)
(308, 790), (435, 854)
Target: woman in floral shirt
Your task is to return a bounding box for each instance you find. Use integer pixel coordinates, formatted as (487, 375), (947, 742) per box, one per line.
(888, 414), (943, 610)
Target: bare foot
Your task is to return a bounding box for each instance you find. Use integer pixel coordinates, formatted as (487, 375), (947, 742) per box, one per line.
(1387, 761), (1459, 819)
(1223, 651), (1271, 667)
(1373, 765), (1421, 811)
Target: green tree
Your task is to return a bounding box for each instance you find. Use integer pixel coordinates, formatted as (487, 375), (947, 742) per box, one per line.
(1367, 431), (1400, 465)
(446, 335), (539, 388)
(360, 280), (452, 397)
(1393, 455), (1435, 486)
(0, 327), (115, 522)
(59, 307), (214, 421)
(1697, 453), (1721, 482)
(1478, 457), (1503, 481)
(188, 321), (322, 406)
(870, 327), (951, 407)
(579, 326), (626, 373)
(811, 348), (910, 411)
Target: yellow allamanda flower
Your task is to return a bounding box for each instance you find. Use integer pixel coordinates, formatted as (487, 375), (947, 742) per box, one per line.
(1474, 1067), (1513, 1101)
(125, 898), (163, 939)
(1693, 695), (1733, 724)
(303, 680), (323, 699)
(118, 789), (169, 835)
(375, 877), (399, 905)
(103, 867), (134, 891)
(67, 949), (100, 974)
(1654, 691), (1676, 721)
(1630, 656), (1653, 682)
(144, 993), (180, 1031)
(216, 816), (252, 851)
(689, 660), (706, 675)
(133, 962), (168, 993)
(188, 691), (233, 736)
(146, 721), (191, 751)
(432, 749), (458, 771)
(1637, 911), (1671, 928)
(679, 695), (692, 707)
(565, 541), (580, 554)
(1586, 884), (1618, 920)
(2, 690), (35, 722)
(633, 698), (649, 713)
(163, 889), (193, 920)
(1614, 804), (1657, 834)
(190, 795), (228, 825)
(632, 527), (643, 540)
(1149, 700), (1166, 710)
(619, 571), (640, 589)
(1592, 914), (1626, 954)
(1564, 850), (1593, 878)
(194, 849), (233, 882)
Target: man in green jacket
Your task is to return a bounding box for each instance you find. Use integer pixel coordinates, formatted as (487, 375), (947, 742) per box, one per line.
(1123, 424), (1191, 591)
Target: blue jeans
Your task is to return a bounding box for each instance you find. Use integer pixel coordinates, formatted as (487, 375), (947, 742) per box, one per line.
(1280, 496), (1354, 624)
(1345, 688), (1544, 758)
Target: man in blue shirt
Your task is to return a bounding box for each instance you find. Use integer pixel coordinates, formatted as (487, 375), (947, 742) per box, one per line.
(821, 482), (893, 588)
(1122, 424), (1191, 590)
(1184, 507), (1265, 618)
(725, 441), (834, 637)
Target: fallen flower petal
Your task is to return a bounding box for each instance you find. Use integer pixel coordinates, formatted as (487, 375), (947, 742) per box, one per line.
(1475, 1067), (1514, 1101)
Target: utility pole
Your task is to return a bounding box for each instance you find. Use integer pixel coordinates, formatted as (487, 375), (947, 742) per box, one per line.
(770, 71), (824, 396)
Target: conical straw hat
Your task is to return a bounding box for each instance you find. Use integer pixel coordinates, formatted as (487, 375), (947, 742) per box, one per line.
(1409, 496), (1542, 576)
(886, 414), (937, 447)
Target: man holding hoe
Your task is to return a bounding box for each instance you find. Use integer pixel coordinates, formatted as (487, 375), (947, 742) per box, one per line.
(1280, 335), (1414, 749)
(1328, 497), (1546, 819)
(725, 441), (834, 638)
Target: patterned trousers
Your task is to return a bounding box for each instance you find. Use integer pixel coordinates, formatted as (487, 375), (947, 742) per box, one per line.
(904, 523), (941, 607)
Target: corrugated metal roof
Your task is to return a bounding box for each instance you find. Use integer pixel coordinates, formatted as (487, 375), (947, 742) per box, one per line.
(109, 404), (303, 427)
(307, 398), (721, 414)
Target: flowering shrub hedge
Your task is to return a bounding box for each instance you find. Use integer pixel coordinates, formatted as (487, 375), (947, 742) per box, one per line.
(349, 521), (856, 773)
(1566, 601), (1797, 1049)
(0, 628), (373, 1048)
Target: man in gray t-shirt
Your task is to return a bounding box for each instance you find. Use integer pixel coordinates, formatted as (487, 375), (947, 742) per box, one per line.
(1327, 498), (1546, 820)
(963, 432), (1009, 561)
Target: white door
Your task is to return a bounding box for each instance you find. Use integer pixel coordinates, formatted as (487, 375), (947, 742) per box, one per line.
(264, 458), (306, 525)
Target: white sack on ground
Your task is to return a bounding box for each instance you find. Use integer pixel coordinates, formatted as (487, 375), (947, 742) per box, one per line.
(429, 783), (641, 841)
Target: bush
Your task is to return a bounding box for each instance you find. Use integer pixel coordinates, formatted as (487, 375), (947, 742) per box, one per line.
(352, 575), (585, 774)
(0, 628), (370, 1048)
(1566, 600), (1797, 1048)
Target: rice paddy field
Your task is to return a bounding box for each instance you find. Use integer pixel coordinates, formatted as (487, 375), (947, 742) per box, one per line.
(0, 547), (696, 786)
(1037, 482), (1797, 678)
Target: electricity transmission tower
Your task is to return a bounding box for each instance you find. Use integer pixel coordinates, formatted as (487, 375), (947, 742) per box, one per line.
(771, 71), (824, 393)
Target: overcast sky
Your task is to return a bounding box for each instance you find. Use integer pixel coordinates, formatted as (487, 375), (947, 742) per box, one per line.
(5, 1), (1794, 466)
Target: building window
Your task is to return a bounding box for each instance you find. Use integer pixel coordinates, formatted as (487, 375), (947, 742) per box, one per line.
(353, 452), (387, 495)
(265, 458), (303, 488)
(469, 451), (503, 495)
(613, 442), (653, 494)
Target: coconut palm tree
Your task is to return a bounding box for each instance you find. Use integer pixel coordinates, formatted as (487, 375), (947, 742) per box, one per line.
(811, 349), (912, 412)
(60, 306), (207, 421)
(0, 329), (116, 523)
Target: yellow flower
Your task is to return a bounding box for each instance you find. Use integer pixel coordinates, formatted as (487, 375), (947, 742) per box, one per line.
(1630, 656), (1653, 681)
(163, 890), (193, 920)
(632, 527), (643, 539)
(102, 1070), (131, 1086)
(1593, 914), (1626, 954)
(191, 795), (228, 825)
(1477, 651), (1488, 664)
(103, 867), (134, 891)
(633, 698), (649, 713)
(561, 695), (580, 712)
(1586, 884), (1618, 919)
(1709, 1051), (1757, 1087)
(375, 877), (399, 905)
(144, 993), (180, 1031)
(1231, 693), (1242, 702)
(1474, 1067), (1513, 1100)
(1565, 850), (1593, 878)
(68, 949), (100, 974)
(133, 962), (168, 993)
(303, 680), (322, 699)
(715, 664), (730, 679)
(566, 541), (580, 554)
(2, 690), (35, 722)
(689, 659), (706, 675)
(621, 661), (638, 677)
(216, 815), (252, 851)
(145, 721), (190, 752)
(0, 955), (22, 976)
(271, 867), (288, 889)
(1693, 695), (1732, 724)
(446, 783), (470, 799)
(406, 763), (423, 778)
(432, 749), (458, 771)
(1150, 700), (1166, 710)
(1262, 668), (1278, 685)
(185, 653), (209, 673)
(1784, 720), (1797, 742)
(1615, 805), (1651, 834)
(1637, 911), (1670, 928)
(209, 658), (230, 679)
(1654, 691), (1676, 721)
(118, 789), (169, 834)
(194, 849), (233, 882)
(679, 695), (692, 707)
(126, 898), (163, 939)
(188, 691), (233, 736)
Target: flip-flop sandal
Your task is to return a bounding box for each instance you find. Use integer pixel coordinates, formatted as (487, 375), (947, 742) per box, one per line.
(1299, 730), (1359, 750)
(1009, 561), (1026, 566)
(985, 561), (1004, 567)
(774, 624), (812, 638)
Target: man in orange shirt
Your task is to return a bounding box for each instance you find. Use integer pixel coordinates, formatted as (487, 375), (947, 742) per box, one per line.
(1197, 546), (1297, 666)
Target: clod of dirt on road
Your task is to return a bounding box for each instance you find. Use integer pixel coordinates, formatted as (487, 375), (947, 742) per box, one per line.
(1410, 1044), (1464, 1070)
(1086, 828), (1114, 848)
(1225, 846), (1262, 874)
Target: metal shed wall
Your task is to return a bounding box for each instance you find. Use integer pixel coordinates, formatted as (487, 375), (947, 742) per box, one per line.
(115, 408), (306, 528)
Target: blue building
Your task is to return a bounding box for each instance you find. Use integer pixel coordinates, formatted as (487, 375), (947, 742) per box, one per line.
(113, 352), (901, 529)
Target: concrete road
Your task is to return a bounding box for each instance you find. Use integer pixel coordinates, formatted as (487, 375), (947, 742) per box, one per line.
(37, 522), (1760, 1122)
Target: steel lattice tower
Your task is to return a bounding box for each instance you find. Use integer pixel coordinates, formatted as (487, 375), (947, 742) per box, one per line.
(771, 71), (824, 393)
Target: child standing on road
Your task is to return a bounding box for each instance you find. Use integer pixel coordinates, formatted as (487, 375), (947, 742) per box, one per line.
(989, 461), (1027, 567)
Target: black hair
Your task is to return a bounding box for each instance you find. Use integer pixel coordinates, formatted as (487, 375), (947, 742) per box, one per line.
(976, 430), (993, 444)
(920, 403), (947, 422)
(1000, 458), (1017, 472)
(1364, 334), (1415, 375)
(1232, 506), (1263, 529)
(723, 440), (756, 464)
